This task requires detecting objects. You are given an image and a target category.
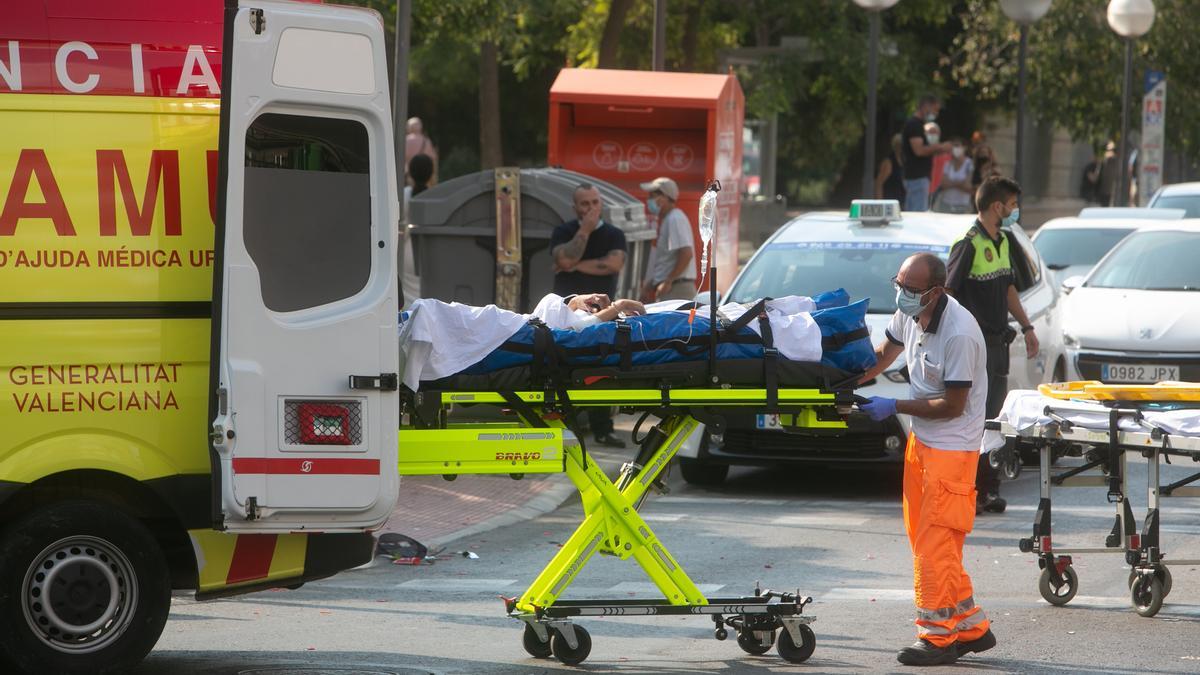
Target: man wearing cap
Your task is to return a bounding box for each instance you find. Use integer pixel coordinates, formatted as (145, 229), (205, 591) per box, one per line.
(640, 177), (696, 302)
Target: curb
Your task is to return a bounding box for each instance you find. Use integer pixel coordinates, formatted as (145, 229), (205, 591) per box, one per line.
(424, 476), (579, 548)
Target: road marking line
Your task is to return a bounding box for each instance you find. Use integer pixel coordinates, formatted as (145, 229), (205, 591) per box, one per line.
(641, 513), (687, 522)
(820, 587), (914, 601)
(607, 582), (726, 594)
(396, 578), (519, 591)
(657, 496), (787, 506)
(771, 514), (871, 526)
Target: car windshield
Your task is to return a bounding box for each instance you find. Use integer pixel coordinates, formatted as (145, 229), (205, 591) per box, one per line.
(1150, 194), (1200, 217)
(1087, 230), (1200, 290)
(1033, 228), (1133, 269)
(728, 241), (950, 312)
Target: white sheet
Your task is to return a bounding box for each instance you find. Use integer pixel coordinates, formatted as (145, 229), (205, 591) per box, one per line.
(398, 294), (823, 390)
(984, 389), (1200, 452)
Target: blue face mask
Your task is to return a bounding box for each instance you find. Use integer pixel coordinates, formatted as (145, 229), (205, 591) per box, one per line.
(896, 287), (931, 317)
(647, 198), (660, 215)
(1002, 207), (1020, 228)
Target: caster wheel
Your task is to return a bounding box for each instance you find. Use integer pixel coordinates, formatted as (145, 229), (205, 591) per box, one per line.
(1038, 565), (1078, 606)
(1003, 455), (1022, 480)
(777, 624), (816, 664)
(1128, 566), (1172, 598)
(551, 625), (592, 666)
(521, 624), (552, 658)
(1131, 576), (1164, 618)
(736, 629), (775, 655)
(714, 627), (728, 641)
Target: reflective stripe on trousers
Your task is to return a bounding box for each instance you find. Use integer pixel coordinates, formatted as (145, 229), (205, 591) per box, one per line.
(903, 433), (991, 647)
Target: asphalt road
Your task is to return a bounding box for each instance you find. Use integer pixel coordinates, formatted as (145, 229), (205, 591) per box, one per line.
(140, 453), (1200, 674)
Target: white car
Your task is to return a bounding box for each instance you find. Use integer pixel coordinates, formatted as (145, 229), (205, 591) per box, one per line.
(1148, 182), (1200, 217)
(1060, 220), (1200, 384)
(677, 202), (1064, 484)
(1032, 217), (1140, 288)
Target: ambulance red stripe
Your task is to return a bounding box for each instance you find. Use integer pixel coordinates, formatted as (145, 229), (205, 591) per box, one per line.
(232, 457), (381, 475)
(225, 533), (277, 584)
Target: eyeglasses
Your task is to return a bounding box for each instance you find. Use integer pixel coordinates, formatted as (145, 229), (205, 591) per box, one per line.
(892, 276), (935, 295)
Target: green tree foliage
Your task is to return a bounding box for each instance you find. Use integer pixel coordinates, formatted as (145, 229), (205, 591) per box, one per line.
(952, 0), (1200, 158)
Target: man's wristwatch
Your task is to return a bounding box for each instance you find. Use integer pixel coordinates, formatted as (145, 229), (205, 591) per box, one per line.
(1021, 324), (1035, 334)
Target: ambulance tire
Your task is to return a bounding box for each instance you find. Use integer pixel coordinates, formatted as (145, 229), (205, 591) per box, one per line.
(679, 458), (728, 486)
(0, 501), (171, 675)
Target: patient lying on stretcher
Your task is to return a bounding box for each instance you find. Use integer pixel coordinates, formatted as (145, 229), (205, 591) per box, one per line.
(399, 290), (874, 391)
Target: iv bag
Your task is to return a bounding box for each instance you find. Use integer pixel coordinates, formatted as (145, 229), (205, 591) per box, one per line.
(697, 183), (719, 271)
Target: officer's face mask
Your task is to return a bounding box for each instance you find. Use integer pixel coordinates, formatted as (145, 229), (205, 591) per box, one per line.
(1000, 204), (1020, 228)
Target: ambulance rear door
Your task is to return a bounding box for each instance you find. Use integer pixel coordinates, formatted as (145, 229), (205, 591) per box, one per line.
(210, 0), (400, 532)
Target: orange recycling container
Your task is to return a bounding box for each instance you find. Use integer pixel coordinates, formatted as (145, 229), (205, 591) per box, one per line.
(548, 68), (744, 293)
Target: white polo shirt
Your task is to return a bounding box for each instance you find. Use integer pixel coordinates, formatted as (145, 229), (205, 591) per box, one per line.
(884, 295), (988, 451)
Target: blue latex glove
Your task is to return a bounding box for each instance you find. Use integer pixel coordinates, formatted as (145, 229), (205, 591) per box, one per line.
(860, 396), (897, 422)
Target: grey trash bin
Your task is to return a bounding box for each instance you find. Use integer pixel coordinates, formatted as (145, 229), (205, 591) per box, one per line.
(409, 167), (654, 312)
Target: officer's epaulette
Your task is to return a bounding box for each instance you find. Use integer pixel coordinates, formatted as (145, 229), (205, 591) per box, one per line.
(965, 226), (980, 238)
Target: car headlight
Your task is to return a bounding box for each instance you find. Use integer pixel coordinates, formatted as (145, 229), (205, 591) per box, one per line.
(1063, 333), (1079, 348)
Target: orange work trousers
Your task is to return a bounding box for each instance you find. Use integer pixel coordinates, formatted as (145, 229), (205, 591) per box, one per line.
(903, 433), (990, 648)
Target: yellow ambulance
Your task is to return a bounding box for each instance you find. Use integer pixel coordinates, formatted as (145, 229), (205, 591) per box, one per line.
(0, 1), (400, 671)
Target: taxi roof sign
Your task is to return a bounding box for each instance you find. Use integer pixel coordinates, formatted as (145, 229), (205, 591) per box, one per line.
(849, 199), (901, 226)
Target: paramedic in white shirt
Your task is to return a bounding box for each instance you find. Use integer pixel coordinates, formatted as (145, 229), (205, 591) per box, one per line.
(640, 177), (696, 302)
(855, 252), (996, 667)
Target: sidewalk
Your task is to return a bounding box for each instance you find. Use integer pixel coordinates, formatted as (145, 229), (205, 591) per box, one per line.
(381, 424), (635, 548)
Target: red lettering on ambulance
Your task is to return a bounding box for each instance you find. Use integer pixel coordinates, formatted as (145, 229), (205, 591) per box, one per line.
(0, 149), (75, 236)
(97, 150), (182, 236)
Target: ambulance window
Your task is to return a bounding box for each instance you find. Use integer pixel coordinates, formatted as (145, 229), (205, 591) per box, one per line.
(243, 113), (372, 312)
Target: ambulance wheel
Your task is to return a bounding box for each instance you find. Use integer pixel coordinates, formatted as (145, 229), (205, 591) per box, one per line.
(0, 501), (170, 675)
(679, 458), (728, 486)
(522, 624), (553, 658)
(1131, 576), (1164, 618)
(1038, 565), (1078, 606)
(736, 629), (775, 655)
(1128, 566), (1172, 598)
(777, 624), (816, 664)
(550, 624), (591, 665)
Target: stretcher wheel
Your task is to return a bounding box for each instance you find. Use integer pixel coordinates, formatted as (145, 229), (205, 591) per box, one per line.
(1131, 576), (1164, 618)
(521, 624), (552, 658)
(1038, 565), (1078, 606)
(777, 624), (816, 664)
(736, 629), (775, 655)
(550, 624), (592, 665)
(1128, 566), (1172, 599)
(679, 457), (728, 486)
(1002, 453), (1021, 480)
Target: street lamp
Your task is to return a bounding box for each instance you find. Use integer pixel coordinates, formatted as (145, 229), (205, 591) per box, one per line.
(853, 0), (900, 198)
(1000, 0), (1052, 197)
(1107, 0), (1156, 206)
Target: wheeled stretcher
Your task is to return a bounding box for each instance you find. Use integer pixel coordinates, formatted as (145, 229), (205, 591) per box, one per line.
(988, 382), (1200, 617)
(397, 331), (863, 665)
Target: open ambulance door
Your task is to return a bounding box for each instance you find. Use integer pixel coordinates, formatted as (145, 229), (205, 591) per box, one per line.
(209, 0), (400, 532)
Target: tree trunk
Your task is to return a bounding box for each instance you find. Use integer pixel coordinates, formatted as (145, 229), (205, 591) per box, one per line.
(478, 39), (502, 169)
(598, 0), (634, 69)
(681, 1), (700, 72)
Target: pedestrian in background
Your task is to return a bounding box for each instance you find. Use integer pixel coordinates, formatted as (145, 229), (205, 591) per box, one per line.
(1098, 140), (1119, 206)
(1081, 148), (1103, 203)
(640, 177), (696, 302)
(934, 138), (975, 214)
(399, 154), (435, 308)
(901, 94), (952, 212)
(926, 122), (948, 198)
(550, 183), (629, 448)
(970, 132), (998, 192)
(405, 116), (438, 186)
(875, 133), (907, 202)
(858, 253), (997, 667)
(946, 176), (1040, 516)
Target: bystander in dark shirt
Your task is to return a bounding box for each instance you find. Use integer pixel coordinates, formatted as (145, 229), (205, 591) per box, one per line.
(549, 219), (627, 298)
(901, 115), (933, 181)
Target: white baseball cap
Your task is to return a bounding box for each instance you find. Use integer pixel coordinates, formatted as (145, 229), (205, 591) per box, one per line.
(639, 176), (679, 201)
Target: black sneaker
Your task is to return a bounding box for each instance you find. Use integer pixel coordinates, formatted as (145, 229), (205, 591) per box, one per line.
(957, 628), (997, 657)
(981, 493), (1007, 513)
(593, 432), (626, 449)
(897, 639), (958, 666)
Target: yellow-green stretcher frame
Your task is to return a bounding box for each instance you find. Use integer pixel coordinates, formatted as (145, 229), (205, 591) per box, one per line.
(397, 386), (850, 665)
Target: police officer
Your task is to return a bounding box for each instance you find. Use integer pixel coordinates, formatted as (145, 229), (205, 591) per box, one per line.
(946, 176), (1040, 514)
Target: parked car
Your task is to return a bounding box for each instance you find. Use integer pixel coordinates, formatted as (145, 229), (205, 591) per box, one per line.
(1147, 182), (1200, 217)
(1032, 217), (1139, 288)
(1060, 220), (1200, 384)
(676, 201), (1064, 485)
